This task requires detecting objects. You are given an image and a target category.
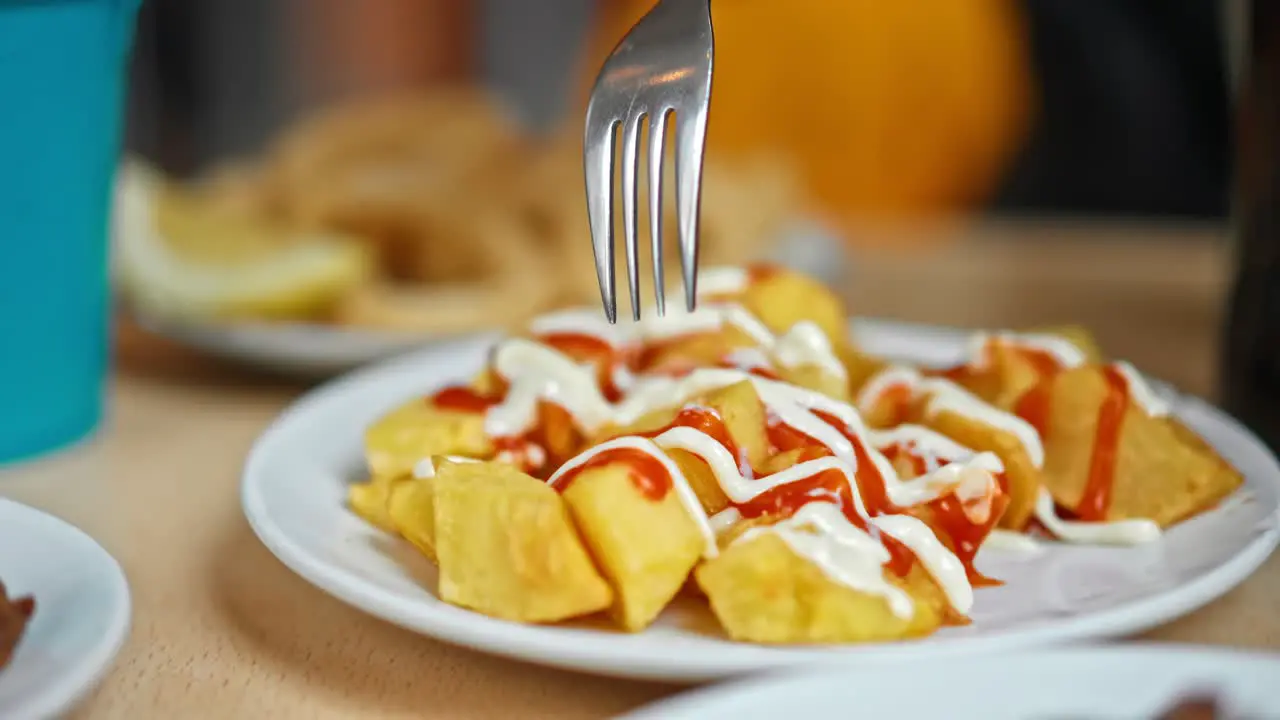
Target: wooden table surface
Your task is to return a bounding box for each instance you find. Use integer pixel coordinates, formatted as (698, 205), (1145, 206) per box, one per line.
(3, 222), (1277, 719)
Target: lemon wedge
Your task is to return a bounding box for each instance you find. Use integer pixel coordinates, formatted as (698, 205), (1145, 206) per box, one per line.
(113, 160), (374, 322)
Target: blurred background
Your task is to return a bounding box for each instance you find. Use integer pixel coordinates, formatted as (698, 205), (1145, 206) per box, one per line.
(112, 0), (1241, 392)
(126, 0), (1231, 218)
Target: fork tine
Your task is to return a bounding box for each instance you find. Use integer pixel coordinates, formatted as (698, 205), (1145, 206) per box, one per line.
(648, 110), (669, 317)
(620, 113), (643, 321)
(674, 102), (710, 311)
(584, 117), (618, 323)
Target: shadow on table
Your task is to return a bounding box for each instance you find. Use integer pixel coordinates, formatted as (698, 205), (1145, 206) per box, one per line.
(208, 514), (677, 717)
(114, 317), (313, 392)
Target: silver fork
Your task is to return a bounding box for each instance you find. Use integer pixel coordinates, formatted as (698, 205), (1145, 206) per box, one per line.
(584, 0), (714, 323)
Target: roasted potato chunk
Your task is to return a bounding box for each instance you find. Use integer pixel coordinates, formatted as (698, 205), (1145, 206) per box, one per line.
(364, 398), (493, 477)
(701, 380), (770, 470)
(842, 346), (889, 398)
(433, 462), (613, 623)
(348, 473), (406, 532)
(1033, 366), (1243, 526)
(560, 464), (706, 631)
(780, 364), (849, 402)
(1023, 324), (1104, 363)
(742, 268), (848, 346)
(641, 326), (758, 374)
(667, 449), (732, 515)
(925, 409), (1038, 530)
(387, 477), (439, 562)
(696, 532), (944, 643)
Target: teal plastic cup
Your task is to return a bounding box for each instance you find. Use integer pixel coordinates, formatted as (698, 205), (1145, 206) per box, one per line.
(0, 0), (140, 463)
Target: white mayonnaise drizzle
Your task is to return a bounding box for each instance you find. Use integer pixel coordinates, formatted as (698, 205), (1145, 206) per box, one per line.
(411, 455), (480, 480)
(923, 380), (1046, 469)
(709, 507), (742, 534)
(868, 425), (1001, 470)
(855, 366), (1046, 468)
(982, 529), (1043, 555)
(964, 332), (1088, 371)
(697, 266), (751, 297)
(546, 436), (719, 559)
(774, 321), (848, 380)
(502, 301), (847, 433)
(734, 503), (918, 618)
(722, 347), (774, 375)
(869, 513), (974, 613)
(528, 308), (623, 346)
(541, 404), (983, 617)
(1111, 361), (1171, 417)
(855, 365), (922, 414)
(1032, 488), (1161, 545)
(527, 302), (774, 349)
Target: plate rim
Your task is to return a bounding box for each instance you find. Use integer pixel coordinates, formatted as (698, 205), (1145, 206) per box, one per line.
(0, 498), (133, 718)
(241, 319), (1280, 682)
(617, 643), (1280, 718)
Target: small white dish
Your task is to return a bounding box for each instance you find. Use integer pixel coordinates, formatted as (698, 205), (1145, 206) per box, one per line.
(127, 225), (847, 378)
(620, 644), (1280, 719)
(241, 320), (1280, 682)
(0, 499), (131, 718)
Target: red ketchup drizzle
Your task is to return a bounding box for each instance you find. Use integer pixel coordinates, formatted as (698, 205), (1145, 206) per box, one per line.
(538, 332), (629, 402)
(753, 411), (916, 577)
(1019, 347), (1068, 377)
(1076, 366), (1130, 521)
(733, 468), (915, 577)
(872, 384), (916, 427)
(927, 493), (1008, 587)
(1014, 378), (1053, 437)
(715, 357), (782, 380)
(766, 416), (819, 455)
(641, 407), (739, 455)
(854, 439), (1005, 586)
(938, 342), (1067, 388)
(430, 386), (499, 413)
(746, 262), (782, 283)
(554, 447), (673, 501)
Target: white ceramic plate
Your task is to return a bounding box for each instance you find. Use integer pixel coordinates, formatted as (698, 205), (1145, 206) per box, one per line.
(240, 320), (1280, 682)
(621, 644), (1280, 719)
(0, 499), (131, 718)
(127, 225), (848, 378)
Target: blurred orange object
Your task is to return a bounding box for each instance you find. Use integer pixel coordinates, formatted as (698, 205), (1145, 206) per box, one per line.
(586, 0), (1032, 226)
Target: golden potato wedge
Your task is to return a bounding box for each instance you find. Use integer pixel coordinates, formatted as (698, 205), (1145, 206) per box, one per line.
(364, 398), (493, 477)
(700, 380), (771, 470)
(667, 449), (731, 515)
(1023, 324), (1104, 363)
(640, 325), (758, 374)
(387, 478), (438, 562)
(951, 341), (1054, 412)
(780, 364), (849, 402)
(695, 532), (945, 643)
(595, 406), (681, 443)
(433, 462), (613, 623)
(1031, 366), (1243, 526)
(560, 464), (706, 631)
(348, 474), (406, 532)
(741, 267), (848, 346)
(386, 457), (511, 563)
(925, 409), (1038, 530)
(842, 346), (889, 398)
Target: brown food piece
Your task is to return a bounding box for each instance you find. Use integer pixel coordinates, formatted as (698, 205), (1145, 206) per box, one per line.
(1153, 694), (1222, 720)
(0, 580), (35, 669)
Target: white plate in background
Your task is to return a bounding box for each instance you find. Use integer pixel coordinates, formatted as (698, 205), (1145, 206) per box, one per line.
(621, 645), (1280, 719)
(240, 320), (1280, 682)
(0, 499), (131, 718)
(128, 224), (848, 379)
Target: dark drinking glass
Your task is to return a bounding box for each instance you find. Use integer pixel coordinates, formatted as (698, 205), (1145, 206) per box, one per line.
(1224, 0), (1280, 452)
